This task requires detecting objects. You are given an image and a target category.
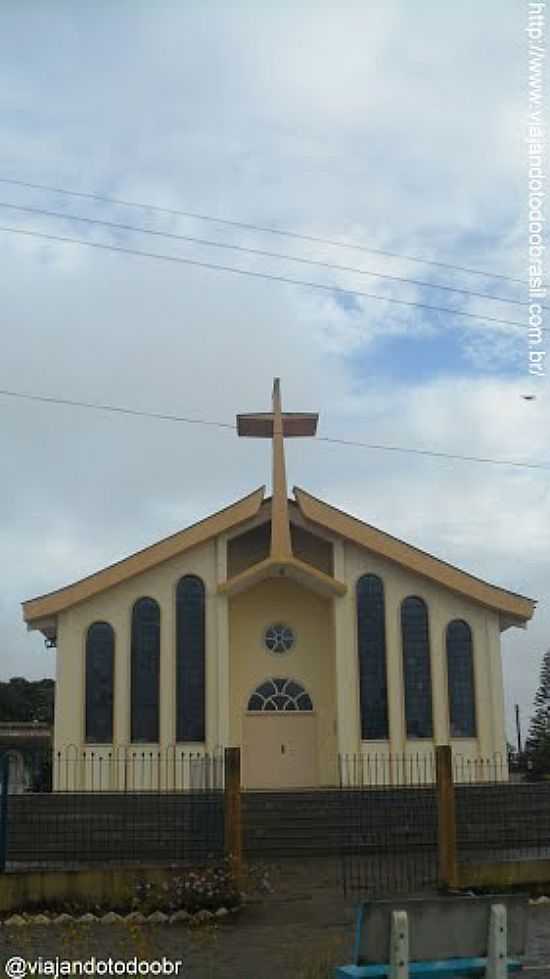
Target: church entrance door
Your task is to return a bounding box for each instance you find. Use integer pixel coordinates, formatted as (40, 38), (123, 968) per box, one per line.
(242, 713), (318, 788)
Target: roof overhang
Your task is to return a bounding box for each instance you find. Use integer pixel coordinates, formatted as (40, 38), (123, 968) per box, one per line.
(22, 482), (536, 638)
(294, 486), (536, 625)
(23, 486), (266, 634)
(28, 617), (57, 641)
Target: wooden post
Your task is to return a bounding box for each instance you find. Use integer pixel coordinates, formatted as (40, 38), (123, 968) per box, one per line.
(224, 747), (242, 884)
(436, 744), (458, 889)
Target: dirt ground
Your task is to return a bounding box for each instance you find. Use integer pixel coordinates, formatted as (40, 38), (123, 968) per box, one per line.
(2, 860), (550, 977)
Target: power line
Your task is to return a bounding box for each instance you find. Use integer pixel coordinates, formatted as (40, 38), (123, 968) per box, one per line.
(0, 175), (526, 286)
(0, 224), (541, 333)
(0, 388), (234, 430)
(0, 387), (548, 472)
(0, 199), (538, 310)
(317, 434), (548, 470)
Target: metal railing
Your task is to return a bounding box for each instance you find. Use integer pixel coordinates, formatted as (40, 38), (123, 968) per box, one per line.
(51, 745), (224, 792)
(457, 775), (550, 865)
(339, 751), (509, 788)
(339, 754), (439, 897)
(0, 748), (226, 870)
(3, 745), (547, 889)
(340, 749), (550, 897)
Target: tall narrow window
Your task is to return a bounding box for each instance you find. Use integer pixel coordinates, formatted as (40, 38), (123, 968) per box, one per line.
(356, 575), (389, 740)
(85, 622), (114, 743)
(401, 597), (433, 739)
(131, 597), (160, 742)
(446, 619), (477, 737)
(176, 575), (206, 742)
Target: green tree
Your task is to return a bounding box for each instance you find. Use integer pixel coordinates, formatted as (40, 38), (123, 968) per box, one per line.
(526, 649), (550, 773)
(0, 677), (54, 723)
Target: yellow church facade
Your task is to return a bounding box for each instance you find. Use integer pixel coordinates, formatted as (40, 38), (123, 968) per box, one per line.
(22, 382), (535, 790)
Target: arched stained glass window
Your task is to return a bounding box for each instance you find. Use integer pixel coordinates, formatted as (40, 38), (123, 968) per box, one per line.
(247, 678), (313, 711)
(401, 597), (433, 739)
(446, 619), (477, 737)
(356, 575), (389, 740)
(176, 575), (206, 742)
(85, 622), (114, 743)
(131, 597), (160, 743)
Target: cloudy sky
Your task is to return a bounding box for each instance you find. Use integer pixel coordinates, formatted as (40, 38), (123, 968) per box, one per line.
(1, 1), (548, 743)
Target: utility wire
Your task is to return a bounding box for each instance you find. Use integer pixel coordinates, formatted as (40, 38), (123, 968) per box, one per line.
(318, 434), (548, 470)
(0, 388), (234, 429)
(0, 175), (526, 285)
(0, 224), (541, 332)
(0, 387), (548, 472)
(0, 199), (538, 310)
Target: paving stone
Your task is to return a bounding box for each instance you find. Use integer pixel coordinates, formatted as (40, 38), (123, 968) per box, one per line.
(4, 915), (27, 927)
(147, 910), (169, 924)
(193, 910), (213, 925)
(125, 911), (146, 923)
(53, 913), (73, 925)
(170, 909), (191, 924)
(101, 911), (124, 924)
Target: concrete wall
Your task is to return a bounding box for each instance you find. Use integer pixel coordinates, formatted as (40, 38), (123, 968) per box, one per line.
(0, 865), (191, 914)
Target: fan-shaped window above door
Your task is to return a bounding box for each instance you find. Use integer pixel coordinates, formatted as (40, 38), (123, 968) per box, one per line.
(247, 678), (313, 712)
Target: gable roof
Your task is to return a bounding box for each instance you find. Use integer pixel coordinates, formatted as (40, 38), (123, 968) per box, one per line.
(294, 487), (535, 623)
(22, 487), (265, 626)
(23, 483), (536, 630)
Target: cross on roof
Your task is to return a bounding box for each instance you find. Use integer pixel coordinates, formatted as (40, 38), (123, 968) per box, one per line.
(237, 379), (319, 559)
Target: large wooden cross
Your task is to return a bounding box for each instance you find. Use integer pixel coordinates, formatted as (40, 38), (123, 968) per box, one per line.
(237, 379), (318, 560)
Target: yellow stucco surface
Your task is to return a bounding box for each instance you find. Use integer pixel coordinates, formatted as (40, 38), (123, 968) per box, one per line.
(0, 865), (189, 914)
(228, 577), (337, 785)
(341, 539), (506, 761)
(54, 539), (218, 759)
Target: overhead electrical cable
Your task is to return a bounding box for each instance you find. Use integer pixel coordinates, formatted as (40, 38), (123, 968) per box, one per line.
(0, 224), (542, 332)
(0, 175), (526, 285)
(0, 388), (234, 429)
(0, 387), (548, 472)
(0, 199), (537, 310)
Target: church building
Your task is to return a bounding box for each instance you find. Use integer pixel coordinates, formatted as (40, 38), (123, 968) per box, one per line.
(22, 381), (535, 789)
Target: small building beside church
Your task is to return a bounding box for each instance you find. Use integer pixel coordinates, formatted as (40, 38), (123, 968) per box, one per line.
(22, 382), (535, 790)
(0, 722), (52, 793)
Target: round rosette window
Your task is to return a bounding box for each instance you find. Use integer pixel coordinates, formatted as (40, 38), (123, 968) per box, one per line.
(264, 623), (295, 654)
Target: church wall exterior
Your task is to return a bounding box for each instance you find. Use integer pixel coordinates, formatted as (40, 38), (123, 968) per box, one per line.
(337, 539), (507, 767)
(53, 538), (220, 788)
(228, 577), (338, 785)
(51, 517), (509, 790)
